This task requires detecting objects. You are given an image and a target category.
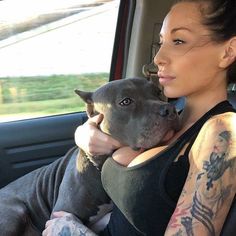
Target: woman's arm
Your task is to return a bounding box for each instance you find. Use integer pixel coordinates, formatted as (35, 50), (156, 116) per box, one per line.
(165, 112), (236, 236)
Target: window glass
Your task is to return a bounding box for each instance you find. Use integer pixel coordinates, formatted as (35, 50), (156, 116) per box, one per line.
(0, 0), (119, 122)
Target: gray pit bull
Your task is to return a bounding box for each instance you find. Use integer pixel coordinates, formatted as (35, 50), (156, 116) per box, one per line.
(0, 77), (179, 235)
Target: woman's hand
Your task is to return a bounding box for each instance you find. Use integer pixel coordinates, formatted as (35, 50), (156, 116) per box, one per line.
(42, 211), (97, 236)
(75, 114), (122, 156)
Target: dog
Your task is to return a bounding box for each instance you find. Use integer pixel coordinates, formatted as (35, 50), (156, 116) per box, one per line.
(0, 77), (179, 235)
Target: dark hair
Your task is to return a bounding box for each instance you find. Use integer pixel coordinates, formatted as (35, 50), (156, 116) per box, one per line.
(174, 0), (236, 84)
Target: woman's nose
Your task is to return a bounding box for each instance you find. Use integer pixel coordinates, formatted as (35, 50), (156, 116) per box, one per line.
(153, 47), (168, 68)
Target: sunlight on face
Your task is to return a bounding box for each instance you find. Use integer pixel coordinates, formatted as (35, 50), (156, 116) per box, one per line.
(156, 34), (212, 57)
(154, 2), (226, 99)
(157, 2), (212, 57)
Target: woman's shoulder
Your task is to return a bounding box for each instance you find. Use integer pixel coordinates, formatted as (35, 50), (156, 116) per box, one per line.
(210, 110), (236, 121)
(190, 111), (236, 166)
(201, 111), (236, 137)
(168, 111), (236, 236)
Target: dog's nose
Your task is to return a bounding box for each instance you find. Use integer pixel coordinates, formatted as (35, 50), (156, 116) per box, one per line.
(159, 104), (176, 117)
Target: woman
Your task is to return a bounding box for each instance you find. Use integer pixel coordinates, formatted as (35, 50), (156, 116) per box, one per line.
(43, 0), (236, 235)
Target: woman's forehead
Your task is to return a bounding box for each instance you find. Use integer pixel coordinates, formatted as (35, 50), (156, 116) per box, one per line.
(160, 2), (207, 35)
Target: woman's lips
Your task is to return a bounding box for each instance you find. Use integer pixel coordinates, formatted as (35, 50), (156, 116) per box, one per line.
(158, 74), (175, 85)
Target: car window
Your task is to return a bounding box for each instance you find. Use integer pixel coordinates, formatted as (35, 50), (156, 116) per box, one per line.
(0, 0), (119, 122)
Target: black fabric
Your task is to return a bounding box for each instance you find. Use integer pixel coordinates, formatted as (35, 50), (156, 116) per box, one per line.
(100, 101), (235, 236)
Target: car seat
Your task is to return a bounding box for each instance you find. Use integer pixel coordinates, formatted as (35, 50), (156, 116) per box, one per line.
(228, 83), (236, 109)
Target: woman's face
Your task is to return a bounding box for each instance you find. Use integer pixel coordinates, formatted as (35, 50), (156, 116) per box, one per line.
(154, 2), (226, 98)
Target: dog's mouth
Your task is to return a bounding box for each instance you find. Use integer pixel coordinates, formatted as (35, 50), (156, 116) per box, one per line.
(131, 146), (145, 152)
(132, 128), (176, 150)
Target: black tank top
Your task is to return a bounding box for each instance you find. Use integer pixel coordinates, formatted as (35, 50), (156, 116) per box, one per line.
(100, 101), (235, 236)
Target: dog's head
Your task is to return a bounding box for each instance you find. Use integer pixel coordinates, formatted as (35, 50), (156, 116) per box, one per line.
(75, 77), (179, 150)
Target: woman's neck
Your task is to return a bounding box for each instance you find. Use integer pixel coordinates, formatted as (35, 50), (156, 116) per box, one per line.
(180, 92), (227, 128)
(166, 95), (227, 145)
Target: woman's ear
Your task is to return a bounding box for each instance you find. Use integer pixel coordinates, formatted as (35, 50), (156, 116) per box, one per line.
(219, 37), (236, 69)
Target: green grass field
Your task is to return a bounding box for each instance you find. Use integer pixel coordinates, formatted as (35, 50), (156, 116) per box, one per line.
(0, 73), (108, 121)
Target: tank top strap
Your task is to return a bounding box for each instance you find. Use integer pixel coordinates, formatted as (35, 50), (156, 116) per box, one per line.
(177, 100), (235, 143)
(175, 100), (235, 158)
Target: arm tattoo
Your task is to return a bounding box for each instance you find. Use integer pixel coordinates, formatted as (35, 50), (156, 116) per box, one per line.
(191, 193), (215, 236)
(169, 130), (235, 236)
(197, 131), (234, 190)
(191, 131), (235, 235)
(168, 201), (190, 228)
(58, 226), (91, 236)
(171, 229), (184, 236)
(58, 226), (72, 236)
(52, 215), (97, 236)
(181, 216), (194, 236)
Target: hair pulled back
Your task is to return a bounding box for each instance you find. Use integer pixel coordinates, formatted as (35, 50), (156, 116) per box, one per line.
(174, 0), (236, 83)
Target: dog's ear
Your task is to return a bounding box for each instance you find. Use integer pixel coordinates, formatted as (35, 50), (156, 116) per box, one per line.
(148, 76), (159, 88)
(74, 89), (93, 104)
(74, 89), (98, 118)
(86, 103), (97, 118)
(147, 78), (167, 102)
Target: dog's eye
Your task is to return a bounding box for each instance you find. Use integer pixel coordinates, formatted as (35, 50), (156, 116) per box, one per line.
(119, 97), (133, 106)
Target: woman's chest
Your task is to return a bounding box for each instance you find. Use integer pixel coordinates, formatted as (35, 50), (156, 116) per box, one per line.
(101, 144), (190, 235)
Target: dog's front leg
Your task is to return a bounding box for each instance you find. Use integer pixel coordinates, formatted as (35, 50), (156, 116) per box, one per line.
(52, 149), (110, 225)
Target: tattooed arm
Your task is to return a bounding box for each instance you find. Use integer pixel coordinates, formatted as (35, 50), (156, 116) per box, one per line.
(164, 112), (236, 236)
(42, 211), (98, 236)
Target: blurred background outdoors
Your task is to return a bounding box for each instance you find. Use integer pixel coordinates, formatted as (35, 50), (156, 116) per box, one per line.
(0, 0), (119, 121)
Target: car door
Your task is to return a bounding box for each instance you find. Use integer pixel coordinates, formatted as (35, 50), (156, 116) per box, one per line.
(0, 0), (131, 188)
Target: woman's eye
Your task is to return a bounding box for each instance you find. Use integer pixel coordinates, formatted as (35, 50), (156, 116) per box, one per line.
(173, 39), (185, 45)
(119, 97), (133, 106)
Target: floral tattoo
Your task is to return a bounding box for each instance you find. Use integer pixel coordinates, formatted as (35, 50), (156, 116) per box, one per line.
(197, 131), (233, 190)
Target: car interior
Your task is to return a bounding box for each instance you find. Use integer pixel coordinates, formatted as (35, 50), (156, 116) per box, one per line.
(0, 0), (236, 232)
